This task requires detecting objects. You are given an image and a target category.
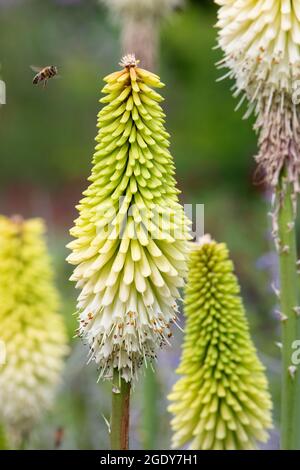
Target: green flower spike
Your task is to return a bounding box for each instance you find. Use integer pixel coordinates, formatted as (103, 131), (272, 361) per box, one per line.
(0, 216), (68, 444)
(67, 54), (191, 382)
(168, 235), (273, 450)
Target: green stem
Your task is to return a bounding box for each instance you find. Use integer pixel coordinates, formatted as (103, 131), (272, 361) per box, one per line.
(0, 423), (9, 450)
(142, 366), (159, 449)
(111, 369), (131, 450)
(278, 177), (300, 449)
(19, 436), (27, 450)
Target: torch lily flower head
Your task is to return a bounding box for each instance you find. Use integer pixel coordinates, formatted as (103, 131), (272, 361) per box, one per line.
(168, 235), (273, 450)
(216, 0), (300, 194)
(67, 55), (191, 382)
(0, 216), (68, 444)
(216, 0), (300, 102)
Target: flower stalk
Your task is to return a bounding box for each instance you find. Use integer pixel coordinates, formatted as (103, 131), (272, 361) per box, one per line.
(277, 174), (300, 449)
(142, 366), (159, 449)
(111, 369), (131, 450)
(67, 55), (190, 448)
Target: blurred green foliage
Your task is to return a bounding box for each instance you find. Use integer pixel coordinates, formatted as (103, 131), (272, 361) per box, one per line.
(0, 0), (255, 191)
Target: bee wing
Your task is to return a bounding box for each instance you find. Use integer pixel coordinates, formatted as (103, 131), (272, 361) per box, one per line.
(30, 65), (43, 73)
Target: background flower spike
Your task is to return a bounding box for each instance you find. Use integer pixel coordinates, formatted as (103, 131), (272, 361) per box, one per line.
(168, 235), (273, 450)
(215, 0), (300, 449)
(0, 216), (68, 447)
(215, 0), (300, 196)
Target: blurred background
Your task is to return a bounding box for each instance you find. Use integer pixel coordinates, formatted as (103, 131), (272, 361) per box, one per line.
(0, 0), (280, 449)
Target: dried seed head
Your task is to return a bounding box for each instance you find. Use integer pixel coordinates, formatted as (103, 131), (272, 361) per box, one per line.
(255, 96), (300, 195)
(216, 0), (300, 201)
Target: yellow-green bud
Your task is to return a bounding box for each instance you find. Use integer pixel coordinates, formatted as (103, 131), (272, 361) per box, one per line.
(168, 235), (273, 450)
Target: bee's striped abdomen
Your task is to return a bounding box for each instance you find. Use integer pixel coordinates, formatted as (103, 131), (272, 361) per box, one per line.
(32, 74), (41, 85)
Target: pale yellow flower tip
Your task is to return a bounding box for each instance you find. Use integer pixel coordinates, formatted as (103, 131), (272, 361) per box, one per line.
(119, 54), (140, 68)
(196, 233), (213, 247)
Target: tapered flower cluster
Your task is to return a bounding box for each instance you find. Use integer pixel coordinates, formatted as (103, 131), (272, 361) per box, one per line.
(0, 216), (68, 443)
(67, 55), (190, 382)
(168, 236), (272, 450)
(216, 0), (300, 193)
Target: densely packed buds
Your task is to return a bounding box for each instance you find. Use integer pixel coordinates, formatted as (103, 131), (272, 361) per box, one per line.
(67, 55), (191, 382)
(168, 236), (272, 450)
(0, 216), (68, 444)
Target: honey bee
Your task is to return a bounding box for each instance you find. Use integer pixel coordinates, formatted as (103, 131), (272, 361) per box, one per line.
(31, 65), (58, 87)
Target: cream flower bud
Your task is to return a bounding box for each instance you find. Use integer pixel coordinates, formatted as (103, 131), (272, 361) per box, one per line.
(216, 0), (300, 101)
(67, 57), (191, 382)
(0, 216), (68, 444)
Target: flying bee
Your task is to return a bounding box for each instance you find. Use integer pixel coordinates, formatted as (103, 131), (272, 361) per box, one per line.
(31, 65), (58, 87)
